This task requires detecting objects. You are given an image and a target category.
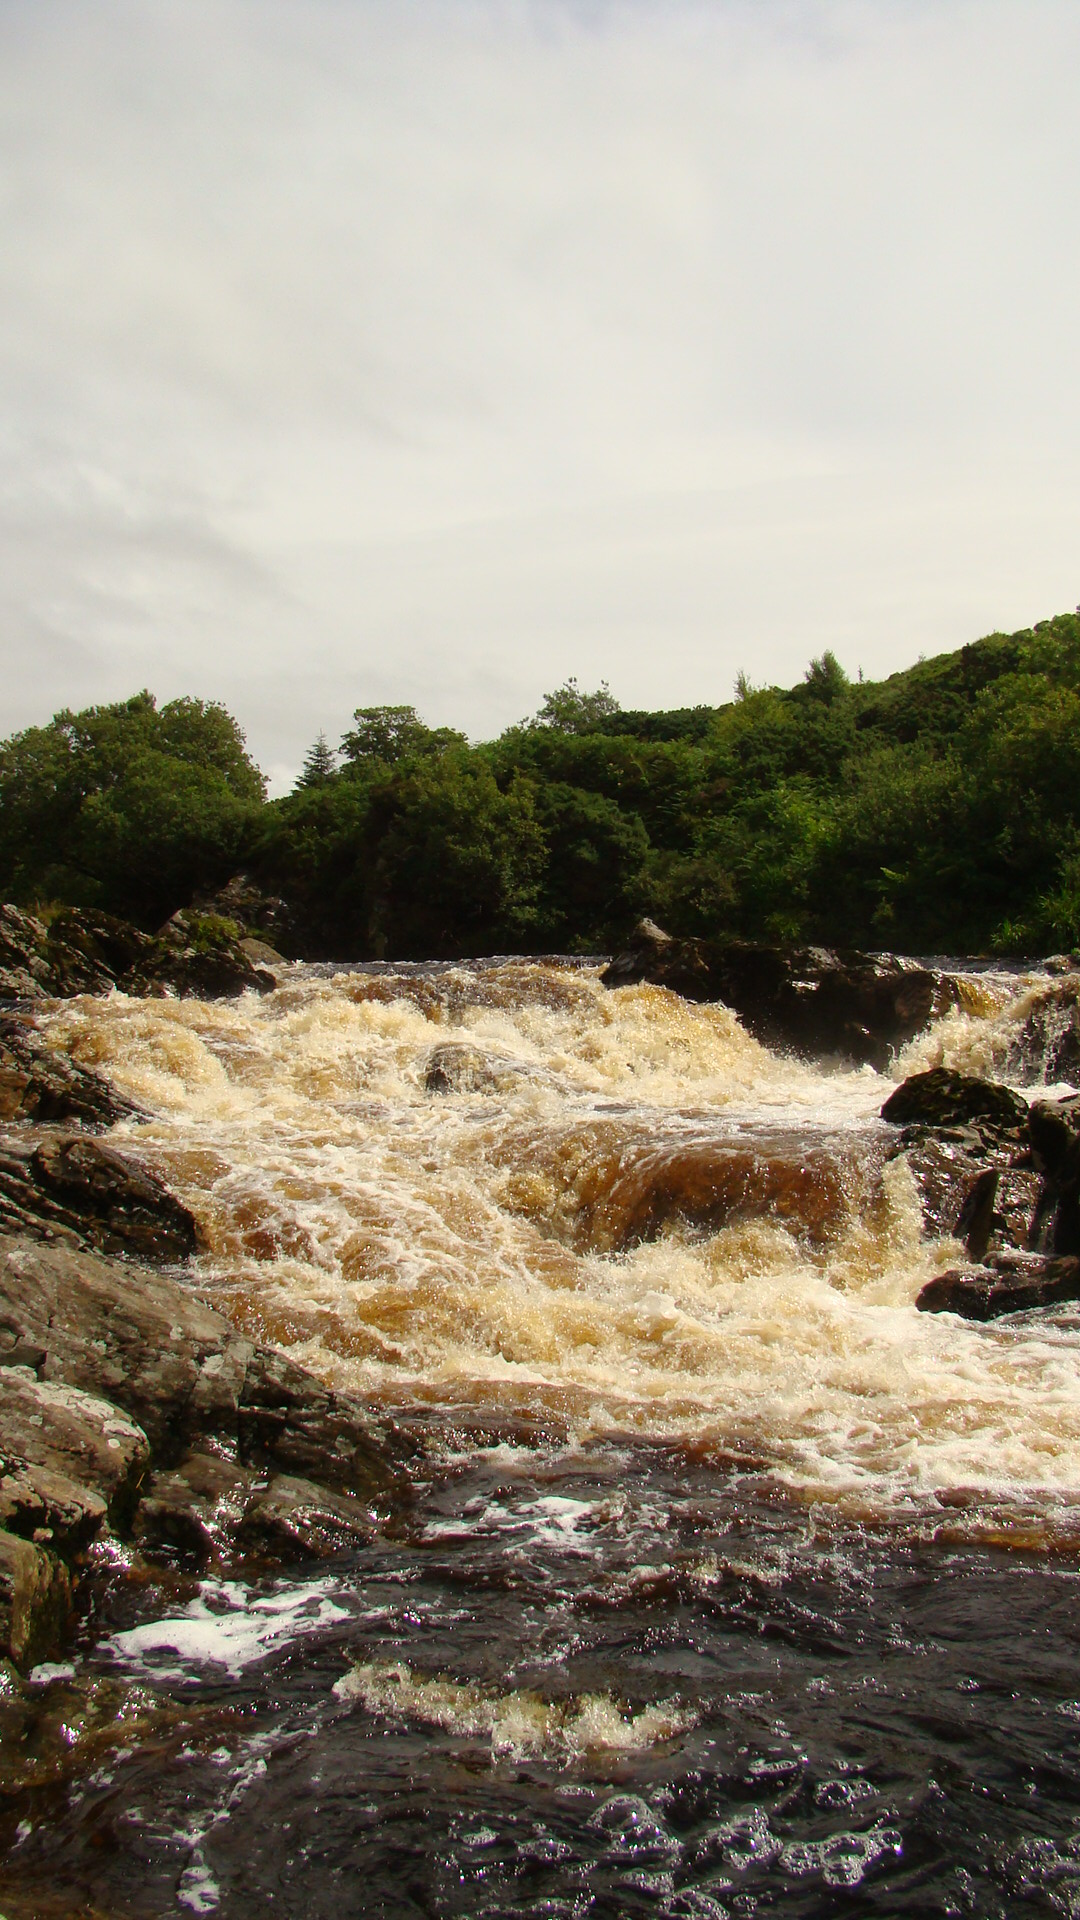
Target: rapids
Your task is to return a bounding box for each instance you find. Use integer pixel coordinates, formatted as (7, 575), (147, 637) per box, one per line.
(37, 957), (1080, 1533)
(11, 958), (1080, 1919)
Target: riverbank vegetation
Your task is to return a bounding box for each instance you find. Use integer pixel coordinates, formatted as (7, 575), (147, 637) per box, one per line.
(3, 610), (1079, 958)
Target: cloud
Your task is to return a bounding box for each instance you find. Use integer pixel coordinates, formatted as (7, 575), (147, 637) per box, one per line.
(2, 0), (1079, 787)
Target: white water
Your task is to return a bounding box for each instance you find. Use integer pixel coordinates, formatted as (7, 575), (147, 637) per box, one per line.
(41, 961), (1080, 1531)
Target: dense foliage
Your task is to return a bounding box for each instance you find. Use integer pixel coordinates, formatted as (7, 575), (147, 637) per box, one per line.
(4, 612), (1080, 955)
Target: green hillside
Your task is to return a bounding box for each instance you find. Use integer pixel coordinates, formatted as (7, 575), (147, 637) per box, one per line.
(3, 610), (1080, 958)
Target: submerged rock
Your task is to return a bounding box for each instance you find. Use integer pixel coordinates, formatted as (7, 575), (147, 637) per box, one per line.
(917, 1251), (1080, 1321)
(0, 1015), (142, 1128)
(602, 924), (955, 1069)
(423, 1042), (510, 1094)
(0, 1129), (200, 1262)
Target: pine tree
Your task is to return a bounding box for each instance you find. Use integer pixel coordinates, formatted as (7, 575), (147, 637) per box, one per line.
(297, 731), (337, 787)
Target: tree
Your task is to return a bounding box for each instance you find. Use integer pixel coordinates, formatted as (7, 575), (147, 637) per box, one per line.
(0, 693), (265, 926)
(296, 732), (337, 787)
(528, 679), (621, 735)
(339, 705), (464, 767)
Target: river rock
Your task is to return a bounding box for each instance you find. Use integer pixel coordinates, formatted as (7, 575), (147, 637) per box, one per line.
(0, 1235), (406, 1661)
(0, 1016), (141, 1128)
(917, 1251), (1080, 1320)
(191, 872), (297, 953)
(0, 1530), (71, 1669)
(881, 1068), (1029, 1145)
(0, 1130), (200, 1262)
(0, 1370), (149, 1548)
(1004, 977), (1080, 1085)
(1027, 1096), (1080, 1255)
(423, 1042), (506, 1094)
(119, 910), (276, 999)
(602, 925), (955, 1069)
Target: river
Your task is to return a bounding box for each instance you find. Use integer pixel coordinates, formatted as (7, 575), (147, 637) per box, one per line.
(7, 959), (1080, 1917)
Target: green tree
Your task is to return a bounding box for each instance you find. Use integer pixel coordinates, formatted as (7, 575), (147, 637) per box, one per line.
(296, 731), (337, 787)
(0, 693), (265, 926)
(528, 678), (621, 735)
(339, 705), (464, 767)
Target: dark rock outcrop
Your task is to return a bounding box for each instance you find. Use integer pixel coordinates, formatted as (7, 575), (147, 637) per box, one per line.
(1027, 1096), (1080, 1256)
(0, 1235), (406, 1662)
(917, 1251), (1080, 1321)
(191, 872), (296, 953)
(120, 911), (277, 999)
(0, 1015), (142, 1128)
(881, 1068), (1039, 1259)
(602, 923), (955, 1069)
(0, 1130), (199, 1262)
(0, 900), (279, 1004)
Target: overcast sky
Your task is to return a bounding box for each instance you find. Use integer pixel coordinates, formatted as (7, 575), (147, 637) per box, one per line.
(2, 0), (1078, 789)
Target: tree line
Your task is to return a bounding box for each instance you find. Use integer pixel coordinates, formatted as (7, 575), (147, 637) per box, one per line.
(2, 610), (1079, 958)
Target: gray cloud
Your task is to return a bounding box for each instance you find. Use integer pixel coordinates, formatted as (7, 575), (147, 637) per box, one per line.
(2, 0), (1079, 789)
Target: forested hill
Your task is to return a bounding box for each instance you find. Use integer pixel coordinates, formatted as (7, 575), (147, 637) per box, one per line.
(2, 610), (1078, 959)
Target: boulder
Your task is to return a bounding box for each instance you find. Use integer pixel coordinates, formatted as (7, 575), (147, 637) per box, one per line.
(0, 1130), (199, 1262)
(600, 920), (714, 1000)
(917, 1251), (1080, 1321)
(881, 1068), (1029, 1145)
(0, 900), (279, 1004)
(0, 1015), (141, 1128)
(881, 1069), (1041, 1258)
(602, 925), (955, 1069)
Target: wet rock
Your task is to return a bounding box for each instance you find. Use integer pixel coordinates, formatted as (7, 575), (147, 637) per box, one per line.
(0, 1234), (406, 1659)
(236, 1474), (376, 1560)
(602, 925), (955, 1070)
(600, 920), (714, 1000)
(134, 1451), (258, 1563)
(881, 1068), (1029, 1145)
(0, 1529), (71, 1669)
(423, 1042), (506, 1094)
(0, 1130), (200, 1262)
(1028, 1096), (1080, 1256)
(882, 1070), (1039, 1257)
(0, 1236), (403, 1501)
(917, 1251), (1080, 1320)
(0, 1370), (149, 1547)
(120, 910), (276, 1000)
(0, 1015), (141, 1128)
(1004, 976), (1080, 1085)
(238, 1344), (398, 1502)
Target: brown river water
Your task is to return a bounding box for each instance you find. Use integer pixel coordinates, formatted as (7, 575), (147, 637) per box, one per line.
(7, 960), (1080, 1917)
